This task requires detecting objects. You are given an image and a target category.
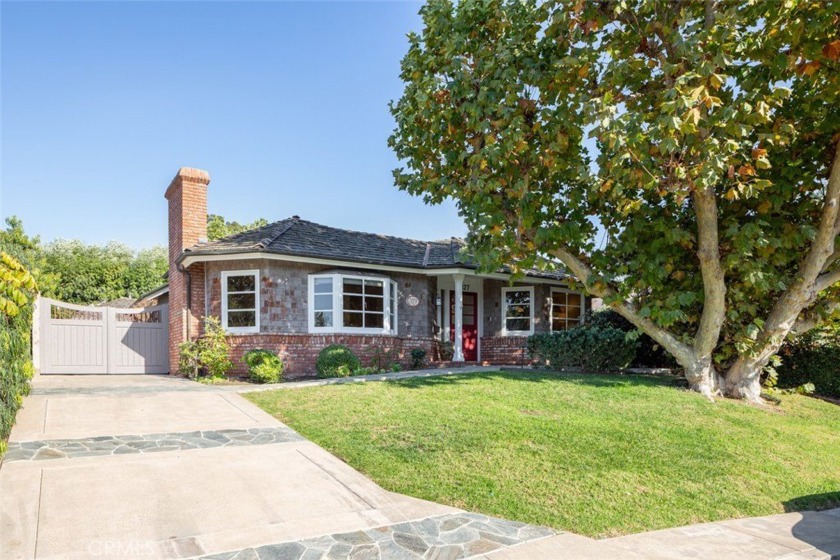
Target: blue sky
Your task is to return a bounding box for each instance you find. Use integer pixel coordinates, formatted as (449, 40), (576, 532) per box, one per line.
(1, 1), (467, 249)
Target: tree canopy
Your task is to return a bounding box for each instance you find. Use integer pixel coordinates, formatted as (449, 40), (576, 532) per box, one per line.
(207, 214), (268, 241)
(389, 0), (840, 401)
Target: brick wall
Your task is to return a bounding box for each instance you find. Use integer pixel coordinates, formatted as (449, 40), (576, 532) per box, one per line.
(480, 336), (532, 365)
(225, 333), (437, 377)
(165, 167), (210, 374)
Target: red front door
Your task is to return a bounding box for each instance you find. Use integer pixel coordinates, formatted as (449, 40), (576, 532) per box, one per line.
(450, 292), (478, 361)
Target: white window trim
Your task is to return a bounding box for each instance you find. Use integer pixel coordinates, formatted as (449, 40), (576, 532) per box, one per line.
(308, 273), (397, 335)
(221, 269), (260, 334)
(549, 287), (586, 332)
(501, 286), (535, 336)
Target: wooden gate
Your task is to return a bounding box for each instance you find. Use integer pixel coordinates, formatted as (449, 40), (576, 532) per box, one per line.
(37, 298), (169, 374)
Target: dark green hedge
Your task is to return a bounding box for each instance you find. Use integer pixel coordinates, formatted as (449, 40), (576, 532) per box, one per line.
(586, 309), (677, 368)
(777, 328), (840, 398)
(527, 325), (638, 372)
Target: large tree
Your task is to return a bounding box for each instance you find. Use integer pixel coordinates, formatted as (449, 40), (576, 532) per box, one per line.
(389, 0), (839, 402)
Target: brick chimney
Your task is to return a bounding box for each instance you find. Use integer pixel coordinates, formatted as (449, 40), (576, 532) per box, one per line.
(165, 167), (210, 375)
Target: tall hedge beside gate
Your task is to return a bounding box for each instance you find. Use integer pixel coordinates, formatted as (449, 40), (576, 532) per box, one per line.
(0, 251), (38, 455)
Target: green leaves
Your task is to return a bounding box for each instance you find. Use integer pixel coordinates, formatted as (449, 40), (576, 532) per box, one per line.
(390, 0), (840, 370)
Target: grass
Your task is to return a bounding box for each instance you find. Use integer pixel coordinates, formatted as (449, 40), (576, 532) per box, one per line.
(245, 371), (840, 537)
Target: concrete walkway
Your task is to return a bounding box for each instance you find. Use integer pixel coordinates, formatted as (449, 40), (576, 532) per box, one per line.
(3, 372), (838, 560)
(0, 374), (553, 559)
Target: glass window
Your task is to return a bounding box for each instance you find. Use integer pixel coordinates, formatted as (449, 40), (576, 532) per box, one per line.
(310, 274), (395, 333)
(313, 277), (333, 328)
(503, 288), (533, 334)
(222, 270), (259, 332)
(551, 290), (583, 331)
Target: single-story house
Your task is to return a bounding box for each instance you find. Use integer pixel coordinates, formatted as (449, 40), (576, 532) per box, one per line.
(164, 167), (588, 376)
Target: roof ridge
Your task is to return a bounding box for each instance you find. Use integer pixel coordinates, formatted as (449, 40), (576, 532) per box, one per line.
(294, 218), (437, 246)
(255, 217), (297, 249)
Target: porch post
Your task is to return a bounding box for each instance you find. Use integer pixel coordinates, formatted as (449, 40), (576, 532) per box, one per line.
(453, 274), (464, 362)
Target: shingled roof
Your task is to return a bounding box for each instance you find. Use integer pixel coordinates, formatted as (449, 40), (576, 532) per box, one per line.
(180, 216), (567, 280)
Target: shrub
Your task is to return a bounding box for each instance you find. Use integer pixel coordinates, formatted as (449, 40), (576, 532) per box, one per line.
(587, 309), (676, 368)
(200, 317), (233, 378)
(437, 340), (454, 361)
(369, 346), (397, 371)
(777, 328), (840, 398)
(317, 344), (361, 378)
(410, 347), (427, 369)
(177, 316), (233, 380)
(527, 325), (637, 372)
(178, 340), (202, 379)
(391, 363), (402, 372)
(0, 251), (37, 455)
(243, 349), (284, 384)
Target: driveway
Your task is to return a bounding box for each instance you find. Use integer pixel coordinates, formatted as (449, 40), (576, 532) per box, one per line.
(0, 375), (554, 559)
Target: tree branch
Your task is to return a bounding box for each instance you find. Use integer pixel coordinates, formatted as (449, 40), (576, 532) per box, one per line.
(549, 247), (696, 364)
(791, 299), (840, 336)
(692, 184), (726, 357)
(815, 268), (840, 293)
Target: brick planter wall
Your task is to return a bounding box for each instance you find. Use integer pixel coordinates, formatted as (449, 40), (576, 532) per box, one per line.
(226, 334), (437, 378)
(480, 336), (533, 365)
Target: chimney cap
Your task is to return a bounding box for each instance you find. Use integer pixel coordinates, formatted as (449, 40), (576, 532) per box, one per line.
(165, 167), (210, 199)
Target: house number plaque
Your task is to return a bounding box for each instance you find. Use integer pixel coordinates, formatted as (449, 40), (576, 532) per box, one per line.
(406, 295), (420, 307)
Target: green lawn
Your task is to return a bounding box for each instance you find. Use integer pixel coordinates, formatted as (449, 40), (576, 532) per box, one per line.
(245, 371), (840, 537)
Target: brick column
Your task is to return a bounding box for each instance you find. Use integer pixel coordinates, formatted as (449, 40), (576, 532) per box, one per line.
(165, 167), (210, 375)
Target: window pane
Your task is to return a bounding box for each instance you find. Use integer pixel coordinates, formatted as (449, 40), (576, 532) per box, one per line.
(314, 278), (332, 294)
(228, 293), (255, 310)
(567, 306), (581, 319)
(567, 293), (581, 306)
(227, 310), (256, 327)
(344, 312), (363, 328)
(343, 294), (363, 311)
(344, 278), (363, 294)
(366, 313), (384, 328)
(506, 290), (531, 306)
(227, 275), (255, 292)
(507, 304), (530, 318)
(365, 280), (384, 296)
(553, 308), (568, 320)
(552, 317), (569, 330)
(552, 292), (567, 305)
(314, 294), (332, 310)
(314, 311), (332, 328)
(506, 318), (530, 332)
(365, 295), (384, 312)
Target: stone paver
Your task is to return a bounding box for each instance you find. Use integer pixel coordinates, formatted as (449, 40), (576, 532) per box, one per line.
(3, 426), (304, 461)
(200, 513), (554, 560)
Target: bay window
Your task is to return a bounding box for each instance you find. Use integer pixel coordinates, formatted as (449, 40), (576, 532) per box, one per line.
(221, 270), (260, 333)
(309, 273), (397, 334)
(502, 286), (534, 335)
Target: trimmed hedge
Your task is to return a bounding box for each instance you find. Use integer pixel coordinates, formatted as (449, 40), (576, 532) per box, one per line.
(243, 349), (284, 384)
(586, 309), (677, 368)
(528, 325), (637, 372)
(777, 328), (840, 398)
(316, 344), (361, 378)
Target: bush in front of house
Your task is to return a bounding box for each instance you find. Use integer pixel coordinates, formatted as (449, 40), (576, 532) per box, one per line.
(528, 325), (637, 372)
(586, 309), (676, 369)
(410, 347), (427, 369)
(776, 327), (840, 398)
(317, 344), (361, 378)
(243, 349), (284, 384)
(0, 251), (37, 455)
(178, 316), (233, 380)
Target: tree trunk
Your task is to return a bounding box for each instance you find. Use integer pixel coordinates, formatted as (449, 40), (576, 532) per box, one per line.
(723, 360), (764, 404)
(684, 355), (723, 400)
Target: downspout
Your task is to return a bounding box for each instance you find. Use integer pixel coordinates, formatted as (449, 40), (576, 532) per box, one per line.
(179, 263), (192, 341)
